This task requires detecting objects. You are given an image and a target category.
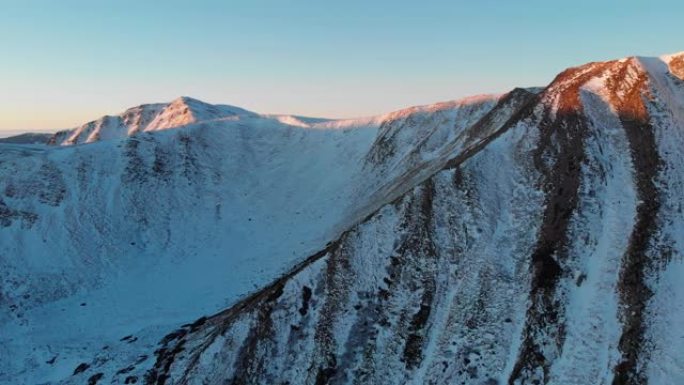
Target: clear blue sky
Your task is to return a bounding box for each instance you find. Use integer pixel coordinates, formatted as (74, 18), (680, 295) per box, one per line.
(1, 0), (682, 131)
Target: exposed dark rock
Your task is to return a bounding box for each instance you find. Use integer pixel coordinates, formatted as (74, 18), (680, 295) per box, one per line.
(87, 372), (104, 385)
(73, 362), (90, 375)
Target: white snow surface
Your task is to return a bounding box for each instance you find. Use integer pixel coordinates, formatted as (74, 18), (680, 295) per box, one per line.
(0, 93), (501, 384)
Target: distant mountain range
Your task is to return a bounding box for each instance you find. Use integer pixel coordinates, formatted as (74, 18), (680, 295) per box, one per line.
(0, 132), (52, 144)
(1, 51), (683, 385)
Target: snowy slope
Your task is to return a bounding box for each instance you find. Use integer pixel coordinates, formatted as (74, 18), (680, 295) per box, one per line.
(68, 52), (684, 385)
(0, 92), (514, 384)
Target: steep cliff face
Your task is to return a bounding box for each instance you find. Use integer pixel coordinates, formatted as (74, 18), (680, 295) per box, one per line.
(142, 126), (542, 385)
(102, 54), (684, 385)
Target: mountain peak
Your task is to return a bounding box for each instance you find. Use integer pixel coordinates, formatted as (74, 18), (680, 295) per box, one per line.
(167, 96), (211, 110)
(145, 96), (255, 132)
(49, 97), (257, 145)
(537, 50), (684, 118)
(661, 51), (684, 79)
(661, 50), (684, 59)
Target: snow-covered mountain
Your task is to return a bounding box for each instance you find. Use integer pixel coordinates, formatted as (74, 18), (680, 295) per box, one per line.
(2, 52), (684, 385)
(0, 133), (52, 145)
(48, 97), (259, 145)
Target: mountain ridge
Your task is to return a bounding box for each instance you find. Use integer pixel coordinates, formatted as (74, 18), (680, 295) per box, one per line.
(135, 52), (684, 385)
(48, 93), (507, 147)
